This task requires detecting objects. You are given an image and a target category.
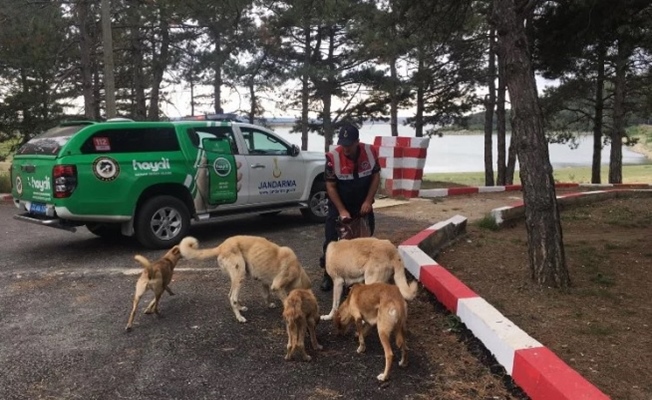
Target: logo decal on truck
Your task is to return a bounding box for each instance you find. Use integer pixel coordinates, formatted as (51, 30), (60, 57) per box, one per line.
(93, 157), (120, 181)
(132, 158), (171, 176)
(15, 175), (23, 195)
(213, 157), (232, 177)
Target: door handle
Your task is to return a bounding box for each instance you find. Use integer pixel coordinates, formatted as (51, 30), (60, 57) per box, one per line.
(250, 164), (266, 169)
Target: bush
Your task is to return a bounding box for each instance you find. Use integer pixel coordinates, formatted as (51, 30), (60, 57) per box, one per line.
(476, 214), (500, 231)
(0, 172), (10, 193)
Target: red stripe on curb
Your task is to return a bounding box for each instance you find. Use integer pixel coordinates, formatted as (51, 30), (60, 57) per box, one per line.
(504, 184), (522, 191)
(420, 265), (477, 313)
(447, 187), (480, 196)
(401, 168), (424, 180)
(554, 183), (580, 188)
(513, 347), (609, 400)
(402, 229), (436, 247)
(2, 194), (12, 203)
(402, 147), (428, 158)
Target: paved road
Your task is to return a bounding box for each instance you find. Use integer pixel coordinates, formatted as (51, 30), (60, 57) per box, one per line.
(0, 202), (438, 400)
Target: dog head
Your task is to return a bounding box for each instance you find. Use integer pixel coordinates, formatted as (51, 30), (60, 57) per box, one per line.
(333, 297), (353, 335)
(163, 245), (182, 268)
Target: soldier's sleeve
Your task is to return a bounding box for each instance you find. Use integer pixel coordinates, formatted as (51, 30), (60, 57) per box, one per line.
(325, 153), (337, 181)
(371, 146), (381, 174)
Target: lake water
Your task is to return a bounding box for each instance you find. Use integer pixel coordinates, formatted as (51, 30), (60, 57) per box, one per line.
(271, 123), (649, 173)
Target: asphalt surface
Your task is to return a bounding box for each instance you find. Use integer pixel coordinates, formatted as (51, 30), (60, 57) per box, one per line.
(0, 202), (436, 400)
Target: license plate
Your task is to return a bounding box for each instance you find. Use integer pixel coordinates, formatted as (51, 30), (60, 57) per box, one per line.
(30, 202), (47, 215)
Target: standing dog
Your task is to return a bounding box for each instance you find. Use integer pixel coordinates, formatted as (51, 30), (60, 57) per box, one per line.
(125, 245), (182, 331)
(179, 236), (312, 323)
(282, 289), (323, 361)
(321, 237), (418, 320)
(334, 282), (409, 382)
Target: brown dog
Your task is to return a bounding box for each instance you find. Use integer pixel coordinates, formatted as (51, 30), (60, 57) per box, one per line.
(321, 237), (418, 321)
(179, 235), (312, 323)
(282, 289), (323, 361)
(334, 282), (408, 382)
(125, 246), (182, 331)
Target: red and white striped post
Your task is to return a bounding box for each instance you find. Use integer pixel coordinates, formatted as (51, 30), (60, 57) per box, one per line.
(374, 136), (430, 198)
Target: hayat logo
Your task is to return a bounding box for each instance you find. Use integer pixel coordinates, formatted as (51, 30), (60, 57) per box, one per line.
(133, 158), (171, 172)
(27, 176), (51, 191)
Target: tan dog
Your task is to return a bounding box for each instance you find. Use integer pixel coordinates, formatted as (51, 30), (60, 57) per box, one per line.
(321, 237), (418, 320)
(282, 289), (323, 361)
(334, 282), (408, 382)
(179, 235), (312, 323)
(125, 245), (182, 331)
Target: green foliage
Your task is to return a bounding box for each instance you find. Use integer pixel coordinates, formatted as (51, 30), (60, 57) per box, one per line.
(476, 215), (500, 231)
(0, 172), (10, 193)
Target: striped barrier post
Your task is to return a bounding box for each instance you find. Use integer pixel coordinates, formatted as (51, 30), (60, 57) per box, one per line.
(374, 136), (430, 198)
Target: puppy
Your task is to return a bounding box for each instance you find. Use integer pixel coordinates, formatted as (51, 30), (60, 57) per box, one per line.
(282, 289), (323, 361)
(321, 237), (418, 321)
(179, 235), (312, 323)
(125, 245), (182, 331)
(334, 282), (408, 382)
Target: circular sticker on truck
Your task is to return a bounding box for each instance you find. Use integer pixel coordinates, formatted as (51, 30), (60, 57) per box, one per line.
(213, 157), (232, 177)
(93, 157), (120, 181)
(15, 175), (23, 195)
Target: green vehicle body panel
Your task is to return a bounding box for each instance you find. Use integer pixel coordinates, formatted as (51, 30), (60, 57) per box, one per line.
(11, 121), (238, 218)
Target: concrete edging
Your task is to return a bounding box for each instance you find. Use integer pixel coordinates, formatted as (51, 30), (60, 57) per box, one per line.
(419, 182), (652, 198)
(398, 209), (612, 399)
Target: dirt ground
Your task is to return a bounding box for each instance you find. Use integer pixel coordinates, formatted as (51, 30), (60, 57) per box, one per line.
(424, 195), (652, 400)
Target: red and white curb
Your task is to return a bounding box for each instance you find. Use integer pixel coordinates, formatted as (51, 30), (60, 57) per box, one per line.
(1, 193), (12, 203)
(419, 182), (652, 198)
(491, 188), (652, 225)
(399, 215), (609, 400)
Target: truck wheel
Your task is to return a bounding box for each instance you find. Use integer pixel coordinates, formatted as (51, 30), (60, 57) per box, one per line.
(85, 223), (123, 239)
(135, 195), (190, 249)
(300, 180), (328, 223)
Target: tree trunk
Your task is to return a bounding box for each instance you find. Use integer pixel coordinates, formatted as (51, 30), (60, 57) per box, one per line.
(101, 0), (116, 118)
(498, 50), (510, 183)
(390, 57), (399, 137)
(493, 0), (569, 288)
(301, 24), (311, 151)
(248, 81), (256, 123)
(321, 27), (336, 152)
(76, 0), (95, 120)
(213, 33), (224, 114)
(609, 39), (628, 184)
(414, 50), (425, 138)
(129, 4), (146, 120)
(591, 39), (606, 184)
(148, 9), (170, 121)
(483, 28), (496, 187)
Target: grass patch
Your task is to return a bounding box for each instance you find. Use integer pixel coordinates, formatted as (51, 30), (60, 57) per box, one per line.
(475, 215), (500, 231)
(423, 163), (652, 186)
(589, 272), (616, 287)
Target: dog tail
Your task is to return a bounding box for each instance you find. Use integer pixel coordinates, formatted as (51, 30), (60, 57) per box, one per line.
(392, 255), (418, 301)
(134, 255), (156, 280)
(179, 236), (220, 260)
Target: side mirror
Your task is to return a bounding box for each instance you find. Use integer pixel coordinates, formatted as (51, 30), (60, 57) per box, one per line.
(290, 144), (300, 157)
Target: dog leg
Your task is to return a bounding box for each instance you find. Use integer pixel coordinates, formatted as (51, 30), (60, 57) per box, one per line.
(125, 278), (148, 331)
(308, 319), (323, 351)
(355, 319), (367, 354)
(228, 274), (247, 322)
(396, 323), (408, 367)
(377, 330), (394, 382)
(165, 286), (175, 296)
(320, 278), (344, 321)
(145, 288), (164, 315)
(285, 321), (295, 361)
(297, 321), (311, 361)
(261, 284), (276, 308)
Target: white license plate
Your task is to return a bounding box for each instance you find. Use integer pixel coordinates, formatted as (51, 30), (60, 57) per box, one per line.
(30, 202), (47, 215)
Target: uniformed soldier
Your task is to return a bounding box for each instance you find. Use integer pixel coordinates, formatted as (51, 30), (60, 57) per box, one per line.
(319, 123), (381, 291)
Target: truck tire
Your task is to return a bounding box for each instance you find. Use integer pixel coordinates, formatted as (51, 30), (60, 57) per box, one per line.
(135, 195), (190, 249)
(85, 223), (123, 239)
(300, 180), (328, 223)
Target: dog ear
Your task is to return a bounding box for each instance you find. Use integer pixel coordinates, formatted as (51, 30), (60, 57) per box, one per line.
(171, 246), (181, 256)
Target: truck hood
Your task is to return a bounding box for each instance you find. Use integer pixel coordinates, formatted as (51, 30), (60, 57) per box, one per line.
(299, 150), (325, 162)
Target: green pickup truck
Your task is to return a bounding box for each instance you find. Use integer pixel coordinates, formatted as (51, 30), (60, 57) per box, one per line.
(10, 117), (327, 248)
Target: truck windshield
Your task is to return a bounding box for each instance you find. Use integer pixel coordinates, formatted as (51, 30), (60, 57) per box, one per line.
(16, 125), (88, 156)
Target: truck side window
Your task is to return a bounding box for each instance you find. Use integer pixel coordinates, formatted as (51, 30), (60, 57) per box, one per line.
(240, 128), (289, 155)
(187, 127), (238, 154)
(80, 128), (180, 154)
